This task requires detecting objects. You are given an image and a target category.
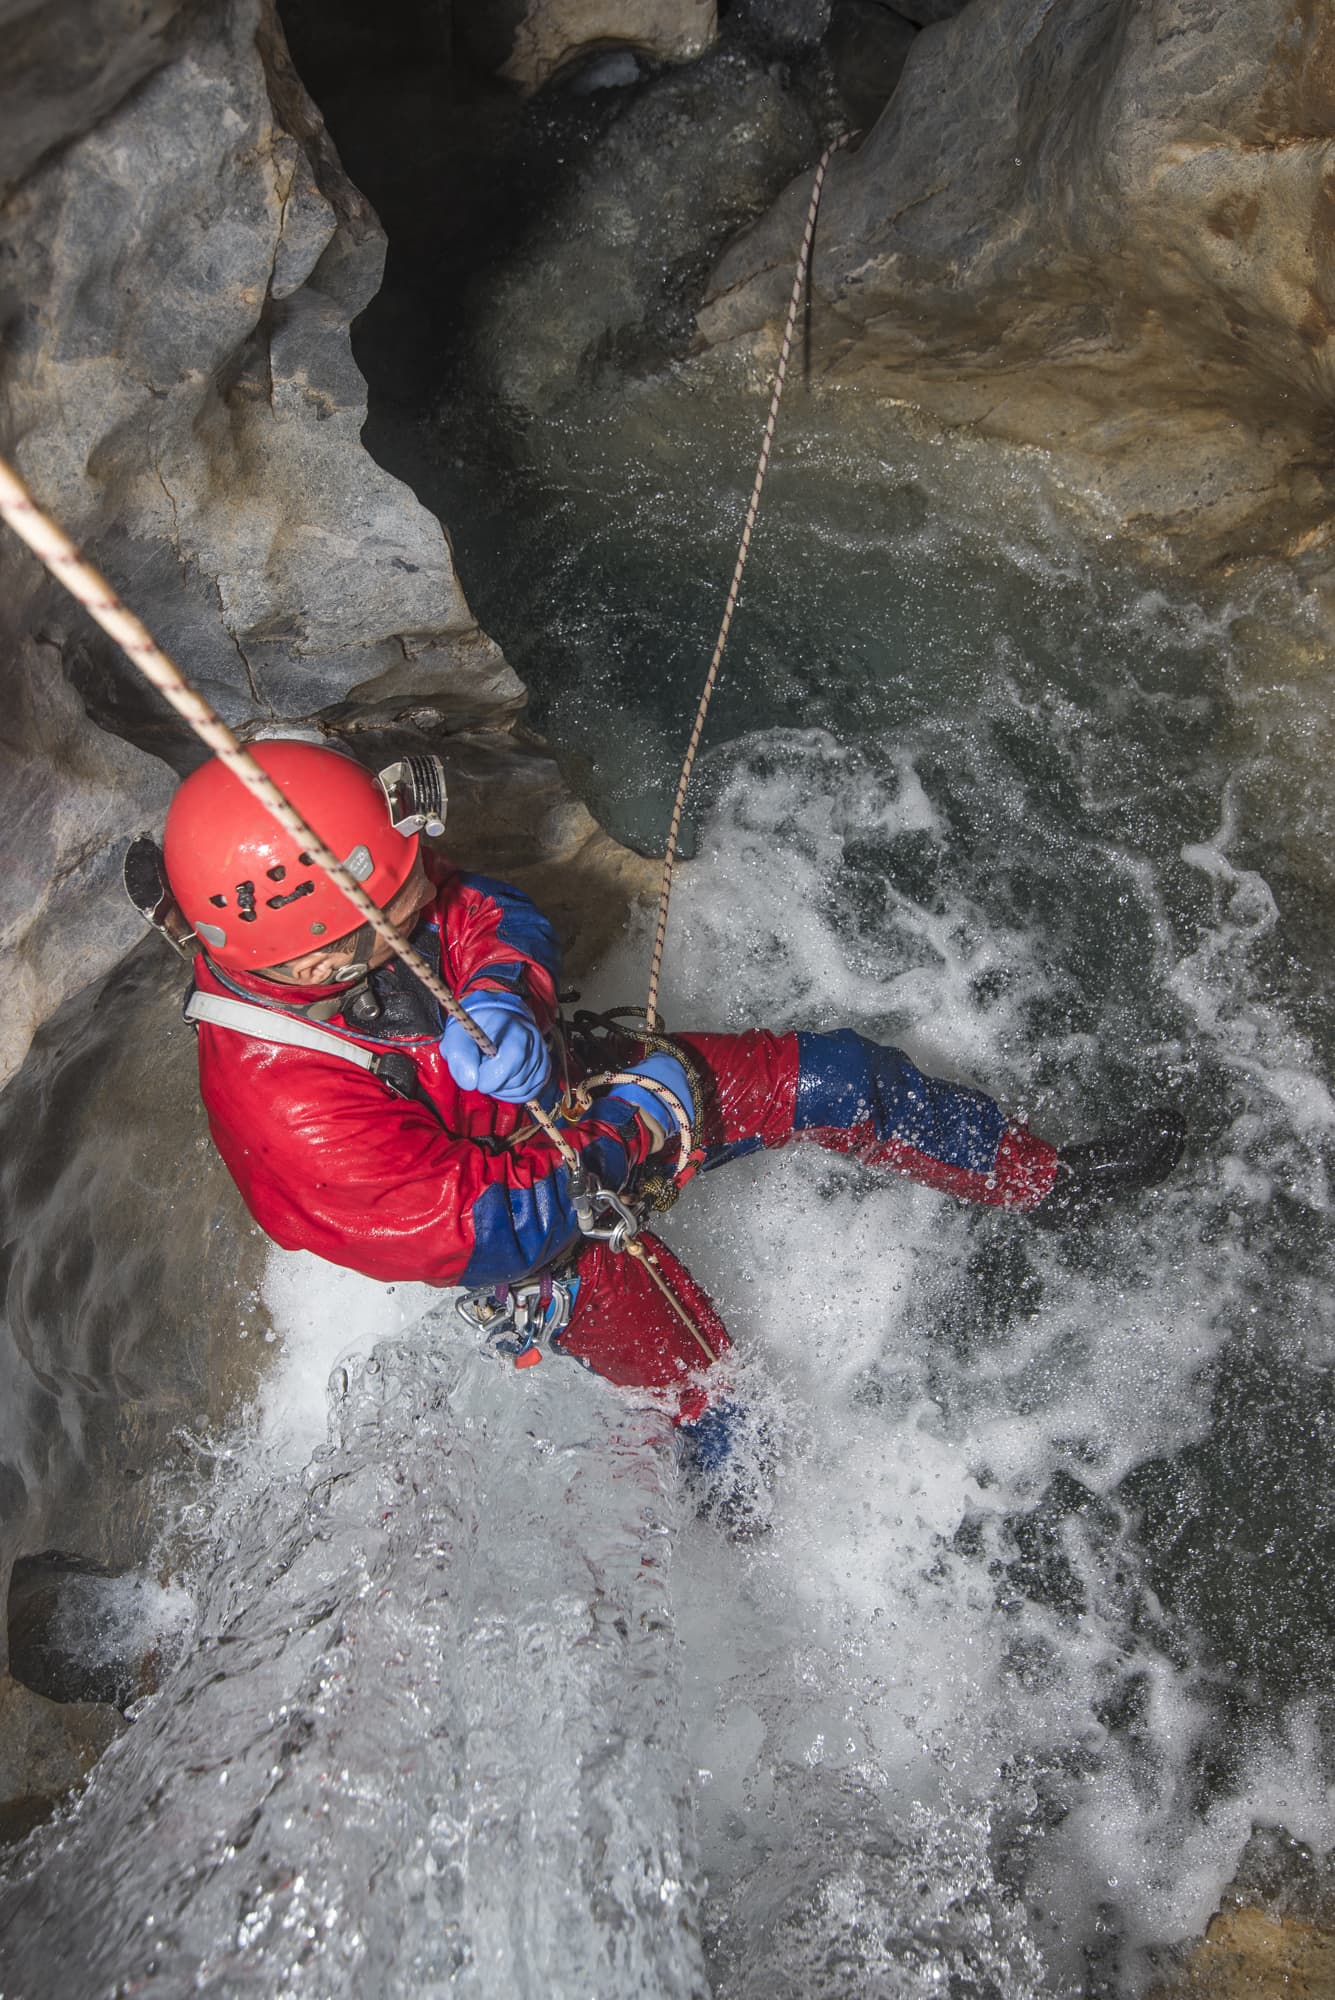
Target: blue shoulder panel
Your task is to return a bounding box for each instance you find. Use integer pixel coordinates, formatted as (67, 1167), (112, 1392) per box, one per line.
(794, 1029), (1005, 1175)
(461, 957), (527, 995)
(457, 874), (563, 987)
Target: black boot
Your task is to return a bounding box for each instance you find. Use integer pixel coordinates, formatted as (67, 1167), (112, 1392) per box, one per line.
(1031, 1111), (1186, 1226)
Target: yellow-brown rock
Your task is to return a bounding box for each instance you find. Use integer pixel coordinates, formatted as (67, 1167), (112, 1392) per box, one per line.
(480, 0), (717, 93)
(1150, 1904), (1335, 1999)
(0, 1675), (124, 1847)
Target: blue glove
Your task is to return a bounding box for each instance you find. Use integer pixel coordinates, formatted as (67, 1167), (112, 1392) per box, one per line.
(604, 1050), (695, 1141)
(440, 990), (553, 1104)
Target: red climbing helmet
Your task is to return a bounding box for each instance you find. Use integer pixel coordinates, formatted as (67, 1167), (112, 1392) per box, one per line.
(163, 741), (426, 971)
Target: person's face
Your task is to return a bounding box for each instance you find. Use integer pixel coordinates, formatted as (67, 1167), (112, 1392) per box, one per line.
(259, 853), (433, 986)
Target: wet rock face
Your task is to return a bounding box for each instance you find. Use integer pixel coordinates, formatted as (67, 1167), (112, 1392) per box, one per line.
(0, 942), (272, 1612)
(455, 0), (718, 91)
(0, 0), (184, 195)
(0, 932), (265, 1823)
(700, 0), (1335, 563)
(0, 0), (523, 1090)
(472, 46), (821, 416)
(0, 617), (176, 1117)
(0, 1674), (125, 1849)
(3, 0), (503, 734)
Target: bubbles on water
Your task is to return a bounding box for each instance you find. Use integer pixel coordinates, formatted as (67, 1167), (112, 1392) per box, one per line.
(0, 1331), (709, 2000)
(586, 635), (1335, 1990)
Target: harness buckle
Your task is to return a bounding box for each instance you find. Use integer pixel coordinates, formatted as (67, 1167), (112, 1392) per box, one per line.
(567, 1168), (639, 1248)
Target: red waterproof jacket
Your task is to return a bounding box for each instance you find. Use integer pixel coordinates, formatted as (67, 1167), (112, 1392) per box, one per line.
(190, 860), (655, 1289)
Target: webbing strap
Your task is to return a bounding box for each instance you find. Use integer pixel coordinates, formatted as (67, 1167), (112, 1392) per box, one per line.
(184, 990), (380, 1073)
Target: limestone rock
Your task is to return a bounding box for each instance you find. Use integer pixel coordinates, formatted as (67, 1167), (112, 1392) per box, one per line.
(697, 0), (1335, 565)
(0, 622), (175, 1096)
(0, 1674), (124, 1847)
(0, 0), (183, 196)
(3, 0), (503, 733)
(473, 48), (819, 416)
(0, 0), (523, 1087)
(0, 939), (273, 1651)
(455, 0), (717, 94)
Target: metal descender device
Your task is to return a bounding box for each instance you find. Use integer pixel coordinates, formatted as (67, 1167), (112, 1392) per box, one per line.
(455, 1269), (576, 1369)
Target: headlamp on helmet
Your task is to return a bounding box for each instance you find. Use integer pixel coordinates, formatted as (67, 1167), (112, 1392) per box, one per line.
(376, 754), (447, 838)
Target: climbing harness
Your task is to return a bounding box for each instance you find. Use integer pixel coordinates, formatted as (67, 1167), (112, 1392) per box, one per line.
(182, 990), (427, 1105)
(0, 128), (850, 1355)
(567, 1006), (711, 1208)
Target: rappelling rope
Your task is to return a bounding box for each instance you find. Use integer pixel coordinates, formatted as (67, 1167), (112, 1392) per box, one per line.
(625, 1239), (718, 1365)
(643, 129), (852, 1032)
(0, 129), (846, 1228)
(0, 455), (586, 1170)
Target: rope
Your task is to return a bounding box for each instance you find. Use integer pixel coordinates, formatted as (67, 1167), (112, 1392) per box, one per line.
(0, 454), (581, 1172)
(625, 1239), (718, 1366)
(0, 128), (851, 1281)
(643, 130), (852, 1030)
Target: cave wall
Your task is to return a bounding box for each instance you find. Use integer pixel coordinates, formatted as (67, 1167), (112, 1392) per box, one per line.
(0, 0), (524, 1097)
(699, 0), (1335, 567)
(0, 0), (666, 1831)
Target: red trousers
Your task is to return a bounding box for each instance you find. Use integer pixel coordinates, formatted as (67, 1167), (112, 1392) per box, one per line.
(555, 1030), (1056, 1419)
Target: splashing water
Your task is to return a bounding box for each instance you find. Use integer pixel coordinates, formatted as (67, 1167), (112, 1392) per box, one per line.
(427, 381), (1335, 1990)
(4, 387), (1334, 1995)
(0, 1314), (708, 1998)
(601, 720), (1335, 1994)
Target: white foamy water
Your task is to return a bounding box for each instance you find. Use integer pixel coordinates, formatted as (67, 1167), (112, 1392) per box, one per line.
(0, 1298), (706, 1999)
(6, 417), (1335, 1994)
(585, 712), (1335, 1995)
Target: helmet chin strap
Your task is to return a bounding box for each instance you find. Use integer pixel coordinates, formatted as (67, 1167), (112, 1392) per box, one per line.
(328, 920), (376, 981)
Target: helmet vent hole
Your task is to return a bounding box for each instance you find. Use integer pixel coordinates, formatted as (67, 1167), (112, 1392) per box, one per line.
(267, 865), (287, 882)
(208, 894), (227, 907)
(266, 881), (316, 911)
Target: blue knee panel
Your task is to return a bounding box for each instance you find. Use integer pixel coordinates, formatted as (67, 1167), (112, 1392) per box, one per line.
(793, 1029), (1005, 1175)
